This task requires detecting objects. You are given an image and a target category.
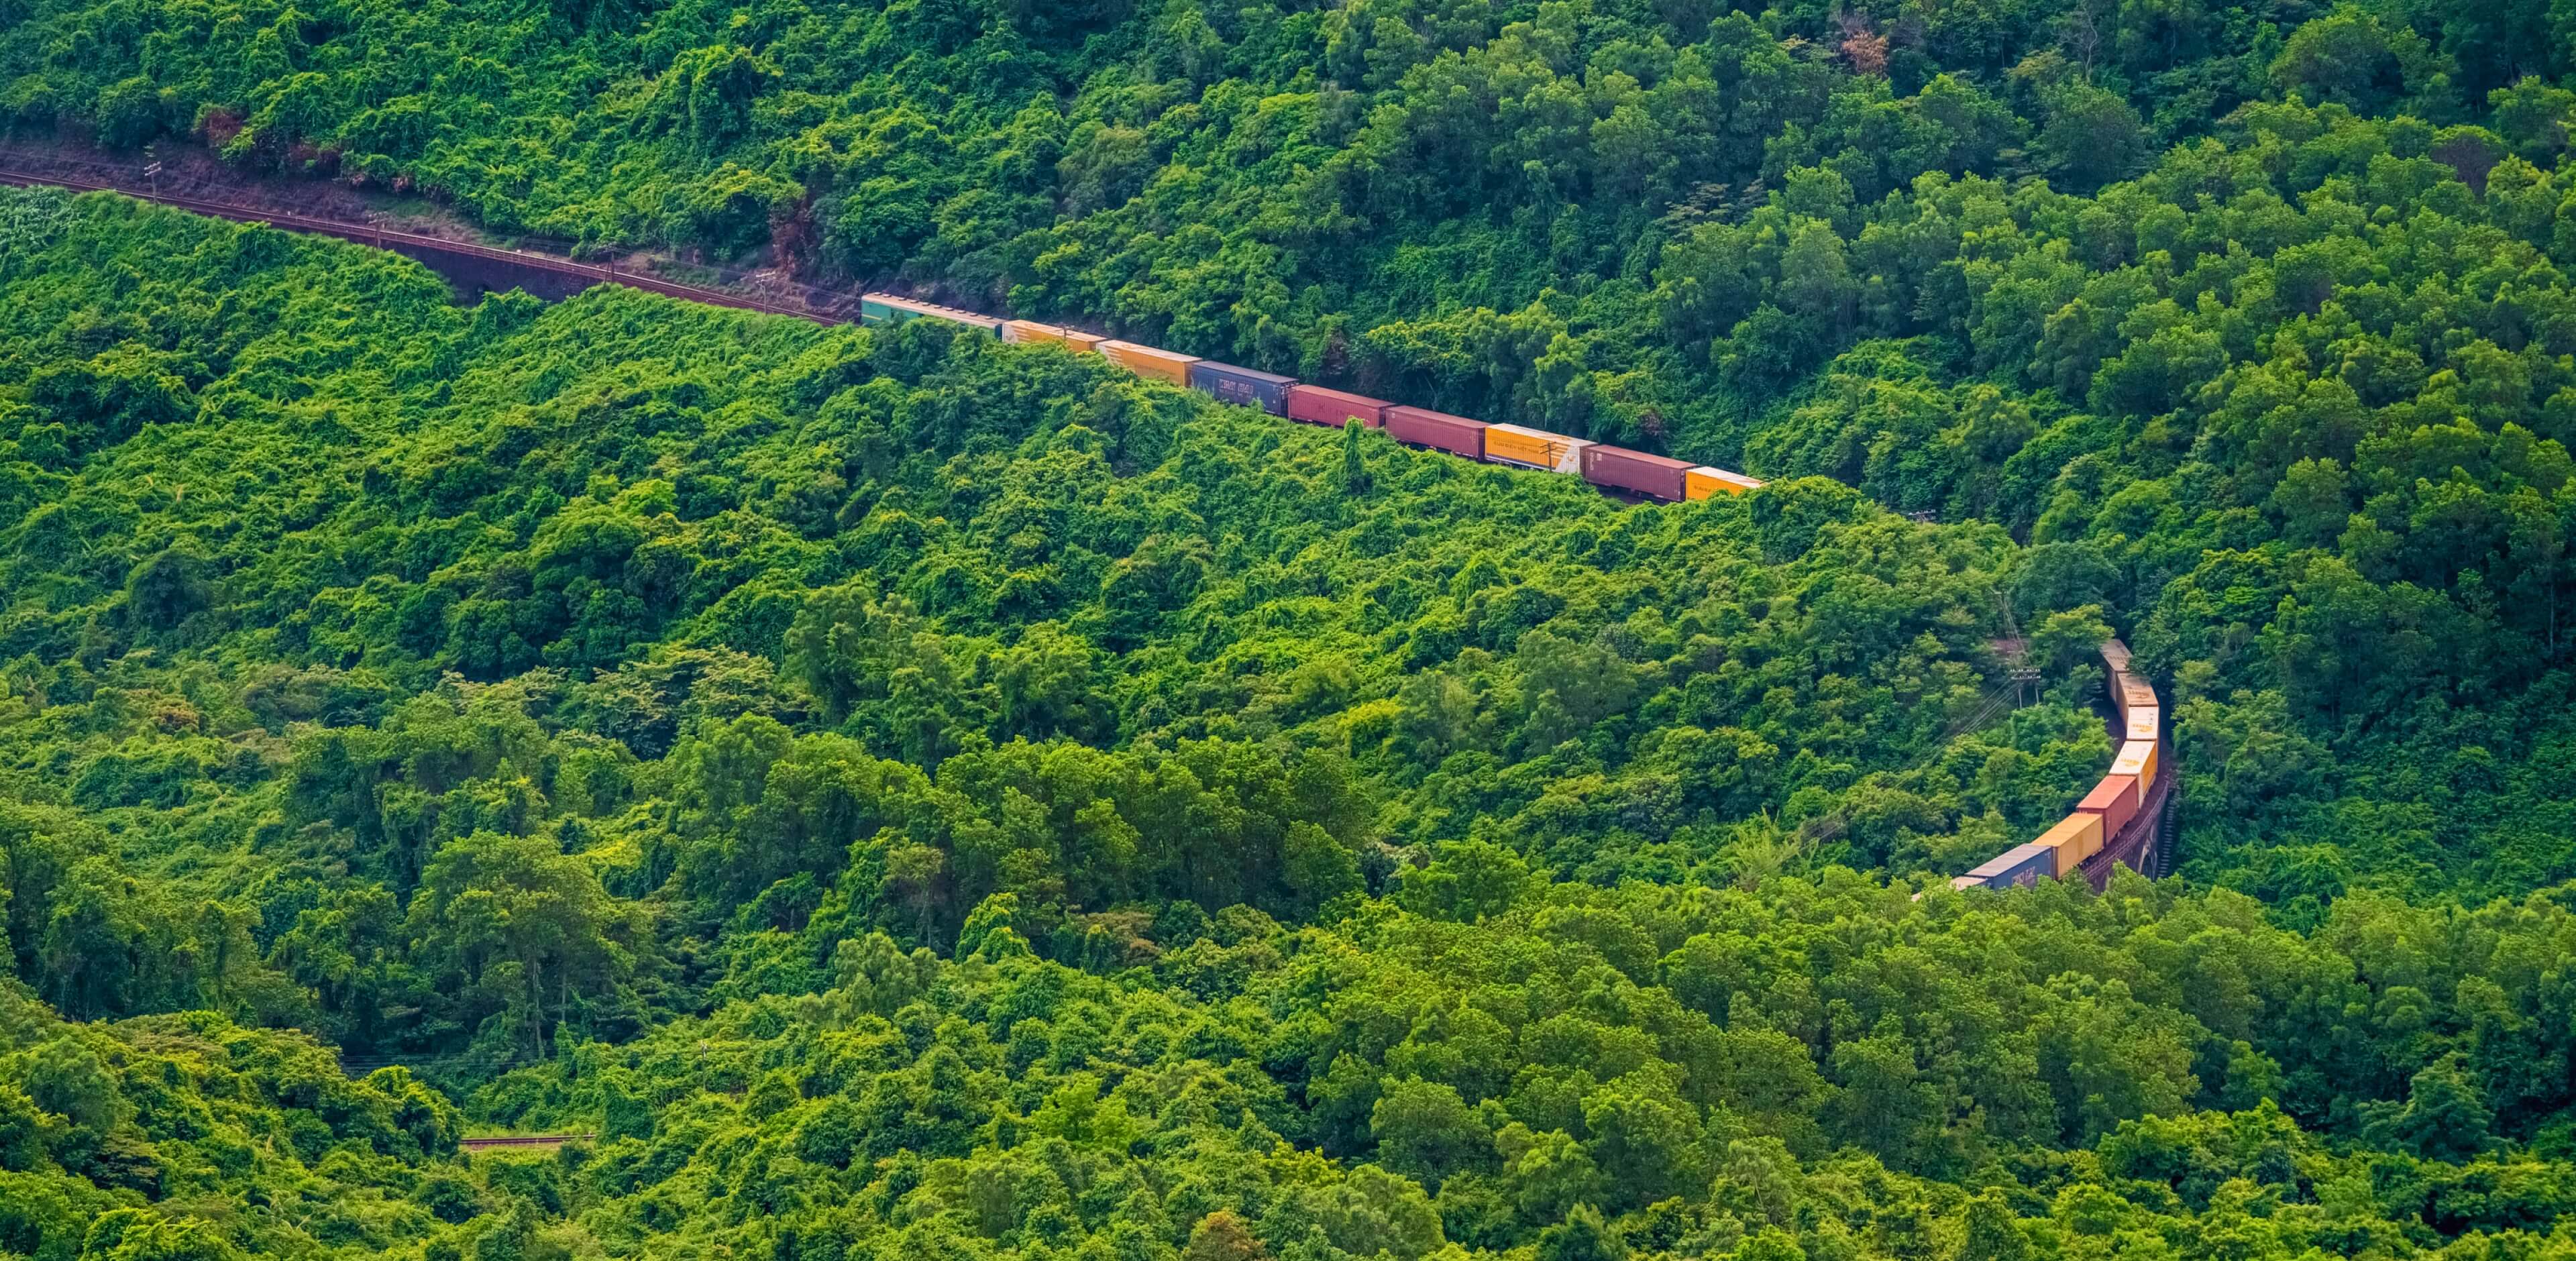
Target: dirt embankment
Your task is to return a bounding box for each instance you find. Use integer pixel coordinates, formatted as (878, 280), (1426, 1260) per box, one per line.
(0, 131), (868, 317)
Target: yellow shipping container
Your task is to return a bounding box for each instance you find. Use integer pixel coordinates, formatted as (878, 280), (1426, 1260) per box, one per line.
(1003, 320), (1103, 352)
(2033, 812), (2106, 877)
(1686, 467), (1764, 500)
(2110, 741), (2158, 800)
(1097, 340), (1199, 386)
(1484, 425), (1591, 473)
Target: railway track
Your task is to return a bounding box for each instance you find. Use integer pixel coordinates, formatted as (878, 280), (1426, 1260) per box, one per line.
(460, 1134), (596, 1150)
(0, 168), (843, 325)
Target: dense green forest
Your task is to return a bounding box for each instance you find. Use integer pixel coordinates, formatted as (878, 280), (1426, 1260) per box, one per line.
(8, 0), (2576, 909)
(0, 186), (2572, 1261)
(7, 0), (2576, 1254)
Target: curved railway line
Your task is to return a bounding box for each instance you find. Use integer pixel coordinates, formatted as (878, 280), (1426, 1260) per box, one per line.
(1, 166), (2172, 893)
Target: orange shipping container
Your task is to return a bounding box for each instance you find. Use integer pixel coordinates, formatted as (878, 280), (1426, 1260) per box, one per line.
(1004, 319), (1103, 352)
(1485, 425), (1592, 473)
(1686, 467), (1764, 500)
(2076, 773), (2139, 838)
(2099, 640), (2133, 675)
(2110, 741), (2158, 800)
(1097, 340), (1199, 386)
(2032, 812), (2106, 877)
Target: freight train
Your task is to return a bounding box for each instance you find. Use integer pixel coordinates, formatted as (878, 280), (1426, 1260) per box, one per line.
(859, 295), (2166, 890)
(1949, 640), (2164, 889)
(857, 294), (1764, 503)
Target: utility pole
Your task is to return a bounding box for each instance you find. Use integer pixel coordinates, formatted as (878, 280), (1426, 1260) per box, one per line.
(143, 157), (161, 200)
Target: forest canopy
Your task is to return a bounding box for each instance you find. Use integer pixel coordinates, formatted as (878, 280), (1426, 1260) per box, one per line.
(5, 0), (2576, 1255)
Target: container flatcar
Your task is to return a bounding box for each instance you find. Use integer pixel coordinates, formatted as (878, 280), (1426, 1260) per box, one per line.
(1953, 841), (2055, 889)
(1189, 361), (1297, 416)
(2075, 773), (2139, 838)
(1097, 340), (1200, 386)
(860, 294), (1003, 334)
(2031, 812), (2106, 877)
(1383, 406), (1488, 459)
(1581, 445), (1693, 501)
(1485, 425), (1593, 474)
(1285, 384), (1389, 428)
(1002, 319), (1103, 352)
(1686, 467), (1764, 499)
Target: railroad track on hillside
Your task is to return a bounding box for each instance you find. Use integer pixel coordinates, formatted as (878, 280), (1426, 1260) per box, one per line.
(0, 168), (843, 325)
(460, 1134), (596, 1150)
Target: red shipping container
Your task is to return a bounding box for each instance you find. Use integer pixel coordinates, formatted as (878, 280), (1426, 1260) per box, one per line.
(1581, 445), (1693, 500)
(1285, 384), (1389, 428)
(2076, 773), (2139, 838)
(1383, 405), (1487, 459)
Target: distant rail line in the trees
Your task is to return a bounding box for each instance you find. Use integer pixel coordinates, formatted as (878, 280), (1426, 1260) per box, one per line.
(0, 167), (845, 323)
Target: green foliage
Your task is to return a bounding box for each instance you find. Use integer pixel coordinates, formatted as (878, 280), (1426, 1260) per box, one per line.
(10, 0), (2576, 1244)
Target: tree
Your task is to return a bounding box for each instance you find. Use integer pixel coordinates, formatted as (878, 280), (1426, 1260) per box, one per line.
(2363, 1054), (2493, 1160)
(2033, 83), (2147, 192)
(1371, 1079), (1493, 1189)
(2271, 7), (2440, 114)
(403, 831), (633, 1060)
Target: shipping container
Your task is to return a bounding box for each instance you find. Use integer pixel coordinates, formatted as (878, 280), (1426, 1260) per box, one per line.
(1484, 424), (1593, 474)
(2110, 741), (2159, 800)
(1686, 467), (1764, 500)
(860, 293), (1004, 334)
(1187, 361), (1297, 416)
(1096, 340), (1200, 386)
(1383, 406), (1489, 459)
(2076, 773), (2140, 838)
(1002, 319), (1103, 352)
(2099, 640), (2133, 673)
(2119, 675), (2159, 722)
(2032, 812), (2106, 877)
(1957, 842), (2056, 889)
(1285, 384), (1390, 428)
(1580, 445), (1694, 500)
(2126, 705), (2160, 743)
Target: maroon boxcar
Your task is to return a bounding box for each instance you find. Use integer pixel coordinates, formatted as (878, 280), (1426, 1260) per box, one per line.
(2075, 773), (2139, 838)
(1285, 384), (1389, 428)
(1580, 445), (1692, 500)
(1383, 405), (1487, 459)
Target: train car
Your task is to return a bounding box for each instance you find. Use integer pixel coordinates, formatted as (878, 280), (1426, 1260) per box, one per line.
(1285, 384), (1389, 428)
(1097, 340), (1199, 386)
(2031, 812), (2106, 877)
(2076, 773), (2139, 837)
(1484, 425), (1593, 474)
(2116, 673), (2158, 724)
(2125, 705), (2160, 743)
(2109, 741), (2158, 801)
(1952, 841), (2055, 890)
(860, 293), (1004, 334)
(1188, 361), (1297, 416)
(1581, 445), (1693, 500)
(2099, 641), (2133, 674)
(1002, 319), (1103, 352)
(1383, 406), (1488, 459)
(1686, 467), (1764, 500)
